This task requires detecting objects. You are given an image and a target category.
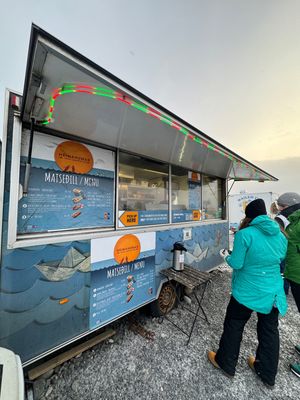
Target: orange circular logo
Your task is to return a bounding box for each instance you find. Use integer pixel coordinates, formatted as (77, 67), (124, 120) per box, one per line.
(54, 141), (94, 174)
(114, 234), (141, 264)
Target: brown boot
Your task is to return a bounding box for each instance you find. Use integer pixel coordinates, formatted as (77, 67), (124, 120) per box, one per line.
(248, 355), (255, 370)
(247, 356), (274, 389)
(207, 351), (234, 378)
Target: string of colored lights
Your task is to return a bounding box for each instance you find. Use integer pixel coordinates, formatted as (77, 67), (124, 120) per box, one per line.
(40, 84), (265, 179)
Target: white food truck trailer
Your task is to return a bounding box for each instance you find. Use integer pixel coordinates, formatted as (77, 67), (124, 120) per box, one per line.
(0, 25), (277, 366)
(229, 192), (277, 231)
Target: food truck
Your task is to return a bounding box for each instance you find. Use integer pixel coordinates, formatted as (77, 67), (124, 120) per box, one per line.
(0, 25), (278, 366)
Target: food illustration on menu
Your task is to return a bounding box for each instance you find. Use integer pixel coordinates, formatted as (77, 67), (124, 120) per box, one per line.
(17, 133), (115, 233)
(126, 275), (136, 302)
(72, 188), (85, 218)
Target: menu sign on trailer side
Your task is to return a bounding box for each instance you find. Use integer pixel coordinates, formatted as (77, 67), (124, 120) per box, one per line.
(17, 132), (115, 233)
(90, 232), (156, 329)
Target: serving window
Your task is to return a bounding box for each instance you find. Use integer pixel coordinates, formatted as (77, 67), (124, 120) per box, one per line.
(202, 175), (224, 220)
(17, 131), (115, 234)
(10, 125), (226, 248)
(118, 153), (169, 227)
(171, 166), (202, 222)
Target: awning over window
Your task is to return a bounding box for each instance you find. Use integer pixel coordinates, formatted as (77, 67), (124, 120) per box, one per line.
(21, 25), (277, 182)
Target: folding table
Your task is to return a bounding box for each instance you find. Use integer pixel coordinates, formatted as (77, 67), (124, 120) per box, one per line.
(159, 266), (211, 345)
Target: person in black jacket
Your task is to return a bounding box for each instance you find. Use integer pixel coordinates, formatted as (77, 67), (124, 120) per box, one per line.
(275, 192), (300, 378)
(275, 192), (300, 230)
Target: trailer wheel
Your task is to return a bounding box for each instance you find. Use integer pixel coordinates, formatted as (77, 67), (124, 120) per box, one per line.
(148, 282), (178, 317)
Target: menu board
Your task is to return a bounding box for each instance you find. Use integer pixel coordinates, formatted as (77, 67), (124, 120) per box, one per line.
(17, 132), (115, 233)
(90, 233), (156, 329)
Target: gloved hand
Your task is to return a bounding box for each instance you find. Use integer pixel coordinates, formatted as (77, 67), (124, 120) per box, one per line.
(219, 249), (230, 260)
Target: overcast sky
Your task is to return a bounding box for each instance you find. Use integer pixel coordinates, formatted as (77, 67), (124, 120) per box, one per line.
(0, 0), (299, 195)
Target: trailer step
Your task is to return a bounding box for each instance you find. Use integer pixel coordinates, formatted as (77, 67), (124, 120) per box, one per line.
(27, 328), (115, 380)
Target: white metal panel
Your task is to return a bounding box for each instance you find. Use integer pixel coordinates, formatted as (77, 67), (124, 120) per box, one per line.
(51, 91), (124, 147)
(0, 347), (24, 400)
(7, 116), (22, 249)
(118, 105), (179, 162)
(0, 90), (11, 255)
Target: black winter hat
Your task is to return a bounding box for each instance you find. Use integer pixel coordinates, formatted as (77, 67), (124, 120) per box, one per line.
(245, 198), (267, 219)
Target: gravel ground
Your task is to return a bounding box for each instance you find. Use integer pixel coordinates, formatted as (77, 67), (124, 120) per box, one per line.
(33, 268), (300, 400)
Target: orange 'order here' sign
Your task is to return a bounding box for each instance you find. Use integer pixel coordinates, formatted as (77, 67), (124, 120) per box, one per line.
(192, 210), (201, 221)
(119, 211), (139, 227)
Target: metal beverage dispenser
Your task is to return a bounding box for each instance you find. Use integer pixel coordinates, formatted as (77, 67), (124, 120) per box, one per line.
(172, 242), (187, 271)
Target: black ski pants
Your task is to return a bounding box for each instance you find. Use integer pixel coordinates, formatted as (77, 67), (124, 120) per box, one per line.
(215, 296), (279, 386)
(288, 280), (300, 313)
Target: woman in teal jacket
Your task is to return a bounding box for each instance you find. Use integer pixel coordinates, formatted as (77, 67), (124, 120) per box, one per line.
(208, 199), (287, 388)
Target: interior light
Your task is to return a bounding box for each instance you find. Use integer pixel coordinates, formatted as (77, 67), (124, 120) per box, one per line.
(119, 172), (135, 179)
(143, 169), (169, 176)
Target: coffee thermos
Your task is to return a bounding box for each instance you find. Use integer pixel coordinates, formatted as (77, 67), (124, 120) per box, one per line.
(172, 242), (187, 271)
